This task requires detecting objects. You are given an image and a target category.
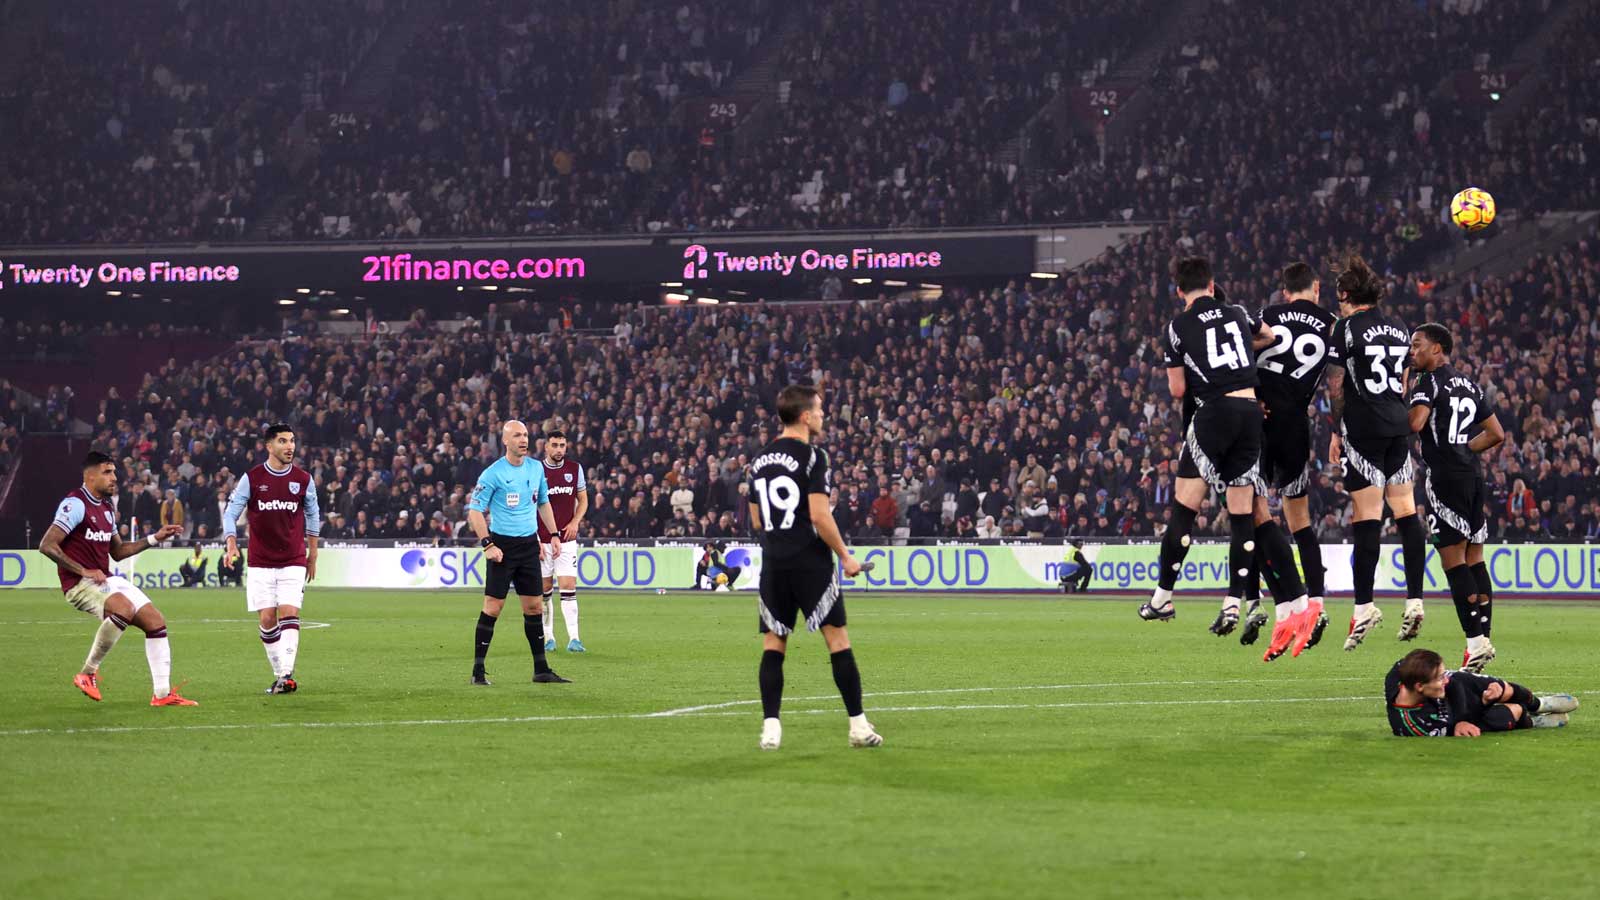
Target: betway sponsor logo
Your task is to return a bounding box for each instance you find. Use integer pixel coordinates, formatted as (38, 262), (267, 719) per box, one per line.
(83, 528), (116, 542)
(256, 499), (301, 512)
(548, 486), (577, 496)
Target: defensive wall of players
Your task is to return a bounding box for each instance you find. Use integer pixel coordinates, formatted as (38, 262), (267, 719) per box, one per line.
(3, 543), (1598, 596)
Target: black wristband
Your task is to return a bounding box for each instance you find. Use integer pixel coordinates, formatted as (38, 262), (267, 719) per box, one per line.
(480, 536), (495, 548)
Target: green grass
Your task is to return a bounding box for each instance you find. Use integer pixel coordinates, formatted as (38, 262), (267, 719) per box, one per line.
(2, 587), (1598, 899)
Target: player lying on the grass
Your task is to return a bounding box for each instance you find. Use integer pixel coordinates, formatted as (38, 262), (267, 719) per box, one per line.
(1386, 648), (1578, 737)
(40, 451), (195, 706)
(1407, 323), (1505, 673)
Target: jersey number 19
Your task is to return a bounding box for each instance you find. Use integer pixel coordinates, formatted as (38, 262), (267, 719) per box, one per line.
(753, 476), (801, 530)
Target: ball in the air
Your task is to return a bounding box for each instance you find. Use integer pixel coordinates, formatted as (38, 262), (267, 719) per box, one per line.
(1450, 187), (1496, 231)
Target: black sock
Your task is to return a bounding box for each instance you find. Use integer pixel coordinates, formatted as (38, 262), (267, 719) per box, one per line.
(473, 612), (497, 671)
(524, 614), (550, 673)
(1504, 680), (1538, 712)
(1257, 520), (1306, 601)
(1396, 514), (1427, 599)
(1227, 513), (1254, 600)
(1157, 503), (1198, 592)
(1470, 562), (1493, 637)
(759, 649), (785, 719)
(1244, 547), (1262, 604)
(1352, 520), (1381, 607)
(1445, 564), (1481, 638)
(1292, 526), (1325, 598)
(830, 648), (864, 717)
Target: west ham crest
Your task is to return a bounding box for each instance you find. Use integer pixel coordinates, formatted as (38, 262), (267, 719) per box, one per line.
(565, 473), (573, 483)
(289, 482), (301, 495)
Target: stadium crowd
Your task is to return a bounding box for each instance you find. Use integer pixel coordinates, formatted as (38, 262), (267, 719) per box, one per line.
(32, 215), (1593, 545)
(0, 0), (396, 244)
(283, 0), (779, 239)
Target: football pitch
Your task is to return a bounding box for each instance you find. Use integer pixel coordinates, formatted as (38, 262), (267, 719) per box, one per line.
(3, 588), (1598, 899)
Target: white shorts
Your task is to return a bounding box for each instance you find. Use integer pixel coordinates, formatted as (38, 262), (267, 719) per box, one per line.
(64, 576), (152, 618)
(541, 540), (578, 580)
(247, 566), (307, 612)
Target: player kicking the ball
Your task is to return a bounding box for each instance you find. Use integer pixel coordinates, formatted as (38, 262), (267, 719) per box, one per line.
(224, 423), (321, 695)
(538, 427), (588, 653)
(748, 385), (881, 751)
(39, 452), (194, 706)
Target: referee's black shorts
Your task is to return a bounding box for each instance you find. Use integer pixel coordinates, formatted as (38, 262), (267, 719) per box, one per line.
(485, 533), (542, 599)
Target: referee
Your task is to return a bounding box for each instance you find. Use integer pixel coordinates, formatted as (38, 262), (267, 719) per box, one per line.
(467, 419), (571, 686)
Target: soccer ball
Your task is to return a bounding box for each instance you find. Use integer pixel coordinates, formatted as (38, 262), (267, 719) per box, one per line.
(1450, 187), (1496, 231)
(715, 572), (729, 585)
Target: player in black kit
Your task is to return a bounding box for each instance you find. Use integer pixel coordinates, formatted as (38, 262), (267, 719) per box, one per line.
(1385, 648), (1577, 737)
(1140, 257), (1308, 633)
(1325, 255), (1429, 651)
(1408, 323), (1506, 672)
(747, 384), (882, 751)
(1250, 263), (1337, 661)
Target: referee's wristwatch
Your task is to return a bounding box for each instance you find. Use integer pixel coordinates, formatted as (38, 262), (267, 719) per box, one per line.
(480, 536), (495, 549)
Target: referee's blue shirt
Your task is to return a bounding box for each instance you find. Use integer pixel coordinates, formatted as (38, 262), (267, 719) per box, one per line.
(468, 456), (550, 537)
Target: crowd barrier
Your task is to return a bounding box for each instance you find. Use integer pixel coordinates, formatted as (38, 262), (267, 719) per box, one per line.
(3, 543), (1598, 596)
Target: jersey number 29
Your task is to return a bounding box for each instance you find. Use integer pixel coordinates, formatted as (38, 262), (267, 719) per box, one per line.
(753, 476), (801, 530)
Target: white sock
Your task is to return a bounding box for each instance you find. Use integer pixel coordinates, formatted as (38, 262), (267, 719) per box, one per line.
(848, 713), (871, 731)
(261, 625), (285, 678)
(83, 617), (126, 674)
(542, 594), (554, 640)
(279, 615), (301, 675)
(1467, 635), (1490, 653)
(1151, 587), (1173, 608)
(1310, 596), (1324, 608)
(145, 632), (172, 698)
(561, 594), (579, 642)
(1222, 597), (1241, 614)
(1291, 595), (1309, 614)
(1274, 603), (1293, 623)
(1406, 597), (1424, 611)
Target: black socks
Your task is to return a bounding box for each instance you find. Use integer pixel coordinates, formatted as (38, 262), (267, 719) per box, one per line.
(759, 649), (785, 719)
(830, 648), (865, 717)
(1292, 525), (1325, 597)
(524, 614), (550, 673)
(1471, 561), (1494, 637)
(1445, 564), (1481, 638)
(1227, 513), (1255, 599)
(1395, 514), (1427, 599)
(1352, 520), (1381, 607)
(473, 611), (497, 671)
(1157, 503), (1198, 592)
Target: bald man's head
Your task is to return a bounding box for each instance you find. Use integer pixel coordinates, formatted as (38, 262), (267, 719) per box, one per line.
(502, 419), (530, 460)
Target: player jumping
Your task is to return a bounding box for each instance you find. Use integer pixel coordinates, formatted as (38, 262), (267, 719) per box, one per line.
(1252, 262), (1336, 661)
(538, 427), (588, 653)
(1141, 258), (1308, 632)
(748, 385), (881, 751)
(1325, 254), (1428, 649)
(224, 423), (321, 694)
(1407, 324), (1506, 672)
(39, 452), (193, 706)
